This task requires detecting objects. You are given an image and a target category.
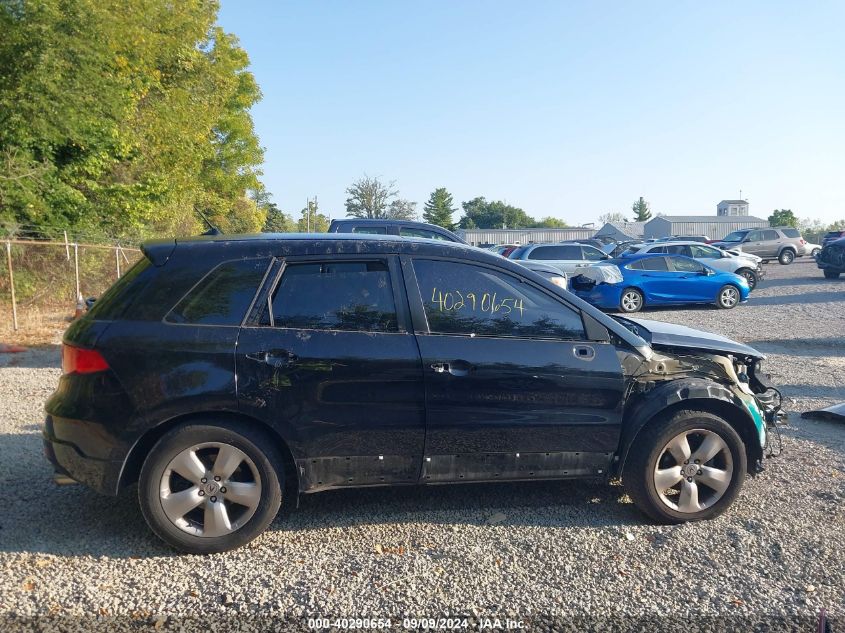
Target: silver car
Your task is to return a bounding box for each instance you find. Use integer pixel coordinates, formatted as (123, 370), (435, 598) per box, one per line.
(711, 227), (805, 265)
(508, 242), (608, 274)
(622, 241), (764, 289)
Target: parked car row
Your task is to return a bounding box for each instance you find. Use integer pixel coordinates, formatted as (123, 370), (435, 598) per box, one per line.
(326, 218), (837, 286)
(619, 241), (764, 289)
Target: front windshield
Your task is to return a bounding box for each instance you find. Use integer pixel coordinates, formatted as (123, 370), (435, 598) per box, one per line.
(721, 230), (748, 243)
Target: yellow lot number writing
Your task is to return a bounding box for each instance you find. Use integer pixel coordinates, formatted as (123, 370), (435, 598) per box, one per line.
(430, 287), (524, 317)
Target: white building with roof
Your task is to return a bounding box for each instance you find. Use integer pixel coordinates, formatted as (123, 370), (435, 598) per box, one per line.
(717, 200), (750, 216)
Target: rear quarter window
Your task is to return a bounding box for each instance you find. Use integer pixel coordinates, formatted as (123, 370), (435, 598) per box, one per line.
(166, 258), (271, 325)
(86, 257), (153, 320)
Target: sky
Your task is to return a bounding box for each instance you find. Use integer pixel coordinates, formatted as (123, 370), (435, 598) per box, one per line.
(218, 0), (845, 226)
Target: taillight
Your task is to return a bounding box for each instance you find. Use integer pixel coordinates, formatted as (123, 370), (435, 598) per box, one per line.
(62, 344), (110, 375)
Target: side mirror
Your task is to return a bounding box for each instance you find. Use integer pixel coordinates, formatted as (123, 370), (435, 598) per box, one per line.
(601, 254), (609, 260)
(85, 297), (97, 311)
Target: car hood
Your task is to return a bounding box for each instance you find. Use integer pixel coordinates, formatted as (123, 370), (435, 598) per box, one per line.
(626, 318), (764, 359)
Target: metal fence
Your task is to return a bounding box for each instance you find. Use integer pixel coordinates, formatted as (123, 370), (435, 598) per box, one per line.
(1, 238), (142, 339)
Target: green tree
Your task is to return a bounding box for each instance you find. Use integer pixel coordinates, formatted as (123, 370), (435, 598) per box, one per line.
(422, 188), (456, 229)
(534, 216), (570, 228)
(769, 209), (799, 227)
(0, 0), (267, 239)
(296, 199), (330, 232)
(458, 197), (534, 229)
(344, 175), (398, 219)
(262, 203), (296, 233)
(387, 198), (417, 220)
(631, 197), (652, 222)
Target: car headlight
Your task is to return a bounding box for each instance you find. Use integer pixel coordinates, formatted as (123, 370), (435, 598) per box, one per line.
(549, 275), (568, 288)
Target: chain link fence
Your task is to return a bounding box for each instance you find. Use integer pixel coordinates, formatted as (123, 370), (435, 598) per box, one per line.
(1, 239), (142, 343)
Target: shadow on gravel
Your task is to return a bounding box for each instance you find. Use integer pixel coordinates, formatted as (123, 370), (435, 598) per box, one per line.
(757, 276), (840, 289)
(0, 429), (642, 558)
(744, 338), (845, 357)
(779, 384), (845, 399)
(748, 291), (845, 306)
(0, 345), (61, 369)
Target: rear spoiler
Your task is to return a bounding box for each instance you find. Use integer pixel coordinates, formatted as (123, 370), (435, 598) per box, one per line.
(140, 239), (176, 267)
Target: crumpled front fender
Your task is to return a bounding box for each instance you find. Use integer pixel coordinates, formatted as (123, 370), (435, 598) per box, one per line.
(615, 377), (764, 476)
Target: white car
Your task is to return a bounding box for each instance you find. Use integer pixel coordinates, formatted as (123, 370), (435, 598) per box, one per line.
(621, 241), (765, 289)
(508, 242), (609, 274)
(801, 241), (822, 257)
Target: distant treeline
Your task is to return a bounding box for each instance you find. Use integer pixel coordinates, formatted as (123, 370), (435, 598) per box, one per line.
(0, 0), (267, 241)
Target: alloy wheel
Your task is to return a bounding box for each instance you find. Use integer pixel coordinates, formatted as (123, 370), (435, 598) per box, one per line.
(719, 286), (739, 308)
(740, 270), (756, 289)
(652, 429), (733, 513)
(159, 442), (262, 537)
(621, 290), (642, 312)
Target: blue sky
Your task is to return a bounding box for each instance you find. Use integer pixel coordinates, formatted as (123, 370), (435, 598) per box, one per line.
(218, 1), (845, 225)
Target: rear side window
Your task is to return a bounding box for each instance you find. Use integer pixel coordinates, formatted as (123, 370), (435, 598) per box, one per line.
(662, 245), (689, 255)
(400, 227), (450, 240)
(352, 226), (387, 235)
(640, 257), (669, 271)
(528, 245), (582, 260)
(167, 258), (270, 325)
(781, 228), (800, 238)
(412, 259), (584, 340)
(270, 261), (397, 332)
(581, 246), (605, 261)
(762, 230), (780, 240)
(86, 257), (153, 320)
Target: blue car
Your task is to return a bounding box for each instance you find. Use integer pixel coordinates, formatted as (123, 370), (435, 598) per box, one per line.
(571, 253), (750, 313)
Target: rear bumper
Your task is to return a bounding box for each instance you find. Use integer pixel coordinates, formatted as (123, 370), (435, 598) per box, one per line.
(42, 415), (123, 495)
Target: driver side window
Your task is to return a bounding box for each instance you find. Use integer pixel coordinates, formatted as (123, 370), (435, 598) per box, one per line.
(690, 245), (720, 259)
(670, 257), (706, 273)
(412, 259), (585, 340)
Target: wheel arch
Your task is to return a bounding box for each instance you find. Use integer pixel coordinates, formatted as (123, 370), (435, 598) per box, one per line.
(615, 380), (763, 477)
(119, 410), (300, 502)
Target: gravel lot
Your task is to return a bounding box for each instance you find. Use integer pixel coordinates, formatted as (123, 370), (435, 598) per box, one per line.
(0, 258), (843, 631)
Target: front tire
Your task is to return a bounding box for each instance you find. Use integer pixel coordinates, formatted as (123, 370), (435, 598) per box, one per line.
(736, 268), (757, 290)
(139, 422), (283, 554)
(716, 284), (740, 309)
(623, 410), (747, 523)
(811, 248), (821, 257)
(824, 270), (841, 279)
(778, 249), (795, 265)
(619, 287), (644, 313)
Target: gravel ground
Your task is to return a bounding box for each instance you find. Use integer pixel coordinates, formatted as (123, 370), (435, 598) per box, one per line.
(0, 258), (843, 632)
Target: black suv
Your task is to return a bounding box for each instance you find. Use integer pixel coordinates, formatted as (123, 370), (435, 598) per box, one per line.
(44, 234), (781, 553)
(328, 218), (465, 243)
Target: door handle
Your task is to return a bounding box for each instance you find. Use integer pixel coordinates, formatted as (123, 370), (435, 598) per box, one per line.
(431, 360), (474, 377)
(573, 345), (595, 361)
(247, 349), (298, 368)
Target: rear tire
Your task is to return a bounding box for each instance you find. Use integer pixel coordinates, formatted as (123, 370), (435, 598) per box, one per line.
(716, 284), (740, 309)
(619, 288), (644, 313)
(824, 270), (841, 279)
(623, 410), (747, 524)
(139, 421), (283, 554)
(778, 249), (795, 265)
(811, 248), (821, 257)
(736, 268), (757, 290)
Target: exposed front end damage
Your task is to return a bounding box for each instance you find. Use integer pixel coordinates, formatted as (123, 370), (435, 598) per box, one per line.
(618, 344), (784, 476)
